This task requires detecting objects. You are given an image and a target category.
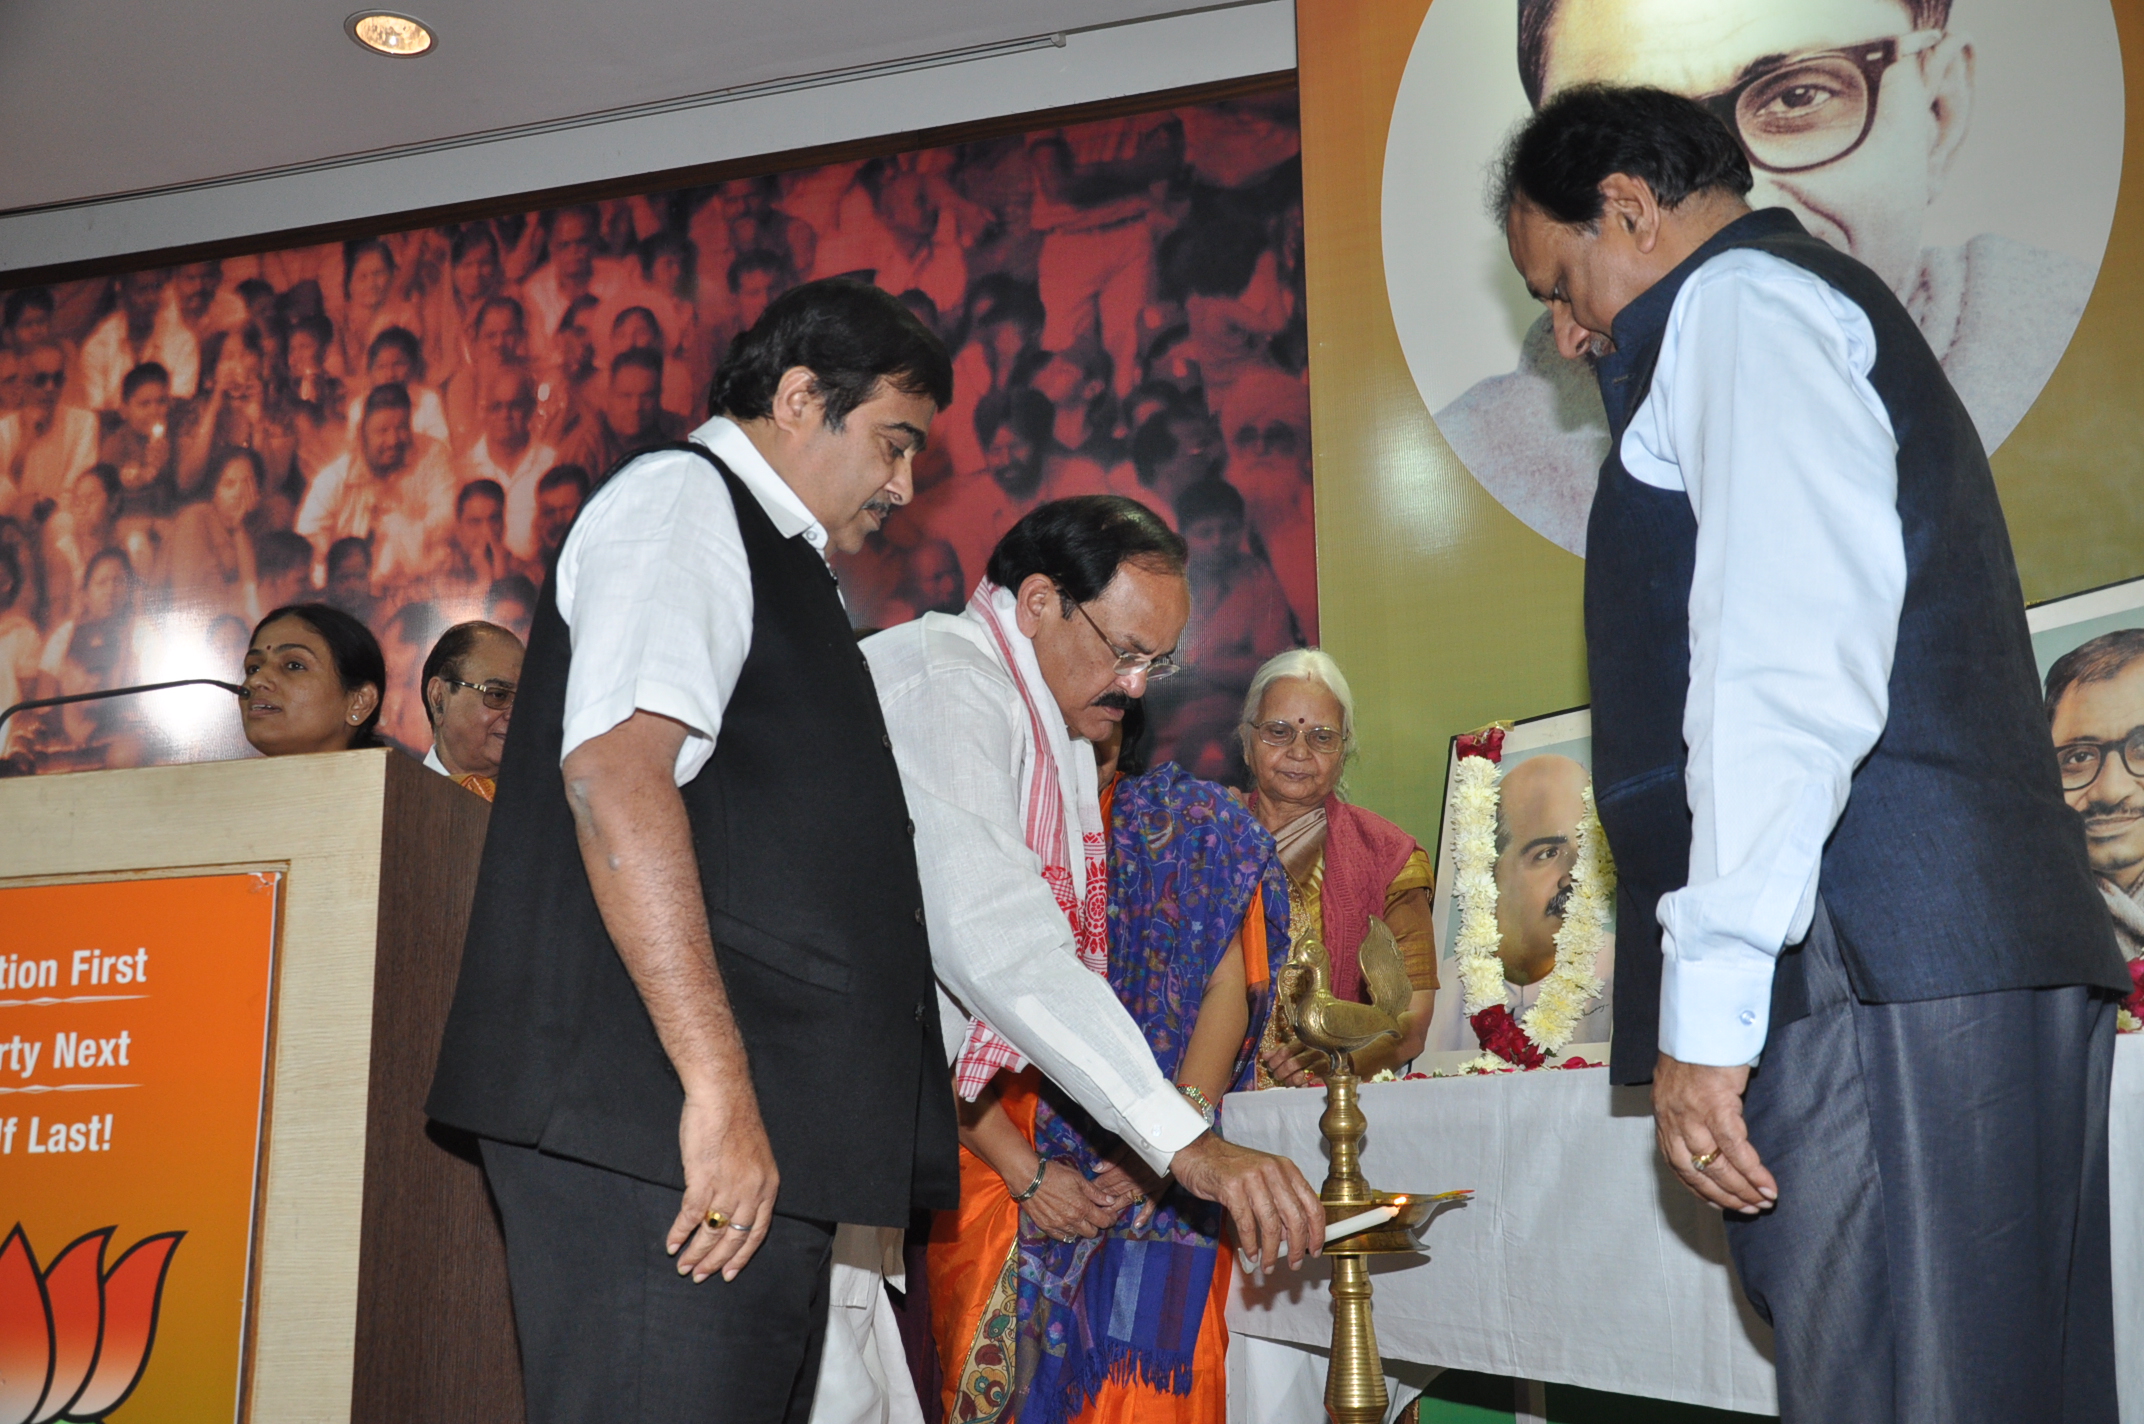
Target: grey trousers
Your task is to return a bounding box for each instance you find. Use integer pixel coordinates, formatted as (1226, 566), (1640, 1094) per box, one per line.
(1724, 906), (2119, 1424)
(481, 1138), (836, 1424)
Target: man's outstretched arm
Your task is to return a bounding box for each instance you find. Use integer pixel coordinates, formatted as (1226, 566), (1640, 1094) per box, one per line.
(881, 657), (1324, 1265)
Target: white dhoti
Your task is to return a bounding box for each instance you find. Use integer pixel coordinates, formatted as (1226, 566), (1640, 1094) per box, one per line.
(808, 1224), (924, 1424)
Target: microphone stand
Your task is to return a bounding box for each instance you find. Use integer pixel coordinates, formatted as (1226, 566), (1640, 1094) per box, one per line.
(0, 678), (247, 736)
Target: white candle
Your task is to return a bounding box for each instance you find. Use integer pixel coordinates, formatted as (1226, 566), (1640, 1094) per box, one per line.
(1323, 1203), (1400, 1244)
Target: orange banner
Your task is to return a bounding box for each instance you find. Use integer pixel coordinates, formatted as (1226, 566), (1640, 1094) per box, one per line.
(1, 871), (280, 1424)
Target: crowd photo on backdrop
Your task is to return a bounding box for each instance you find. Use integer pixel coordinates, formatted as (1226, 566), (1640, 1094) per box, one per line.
(0, 90), (1313, 778)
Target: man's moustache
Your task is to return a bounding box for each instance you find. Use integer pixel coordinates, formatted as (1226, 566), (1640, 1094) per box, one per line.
(1092, 690), (1133, 712)
(862, 497), (895, 520)
(1544, 883), (1573, 920)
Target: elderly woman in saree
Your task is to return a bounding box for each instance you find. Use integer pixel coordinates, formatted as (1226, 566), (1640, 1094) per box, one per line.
(1243, 648), (1437, 1084)
(926, 702), (1289, 1424)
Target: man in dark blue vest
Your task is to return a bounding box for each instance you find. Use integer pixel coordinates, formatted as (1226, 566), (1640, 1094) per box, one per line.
(429, 279), (959, 1422)
(1492, 86), (2129, 1420)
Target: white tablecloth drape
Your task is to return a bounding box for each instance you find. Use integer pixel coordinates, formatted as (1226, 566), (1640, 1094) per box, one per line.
(1225, 1034), (2143, 1421)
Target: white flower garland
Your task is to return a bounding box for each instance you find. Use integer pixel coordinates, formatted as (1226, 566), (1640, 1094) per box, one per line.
(1449, 755), (1616, 1071)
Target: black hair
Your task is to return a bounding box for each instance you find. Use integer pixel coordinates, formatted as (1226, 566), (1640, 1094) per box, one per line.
(707, 276), (953, 430)
(1515, 0), (1955, 108)
(256, 530), (314, 579)
(326, 536), (372, 576)
(288, 313), (335, 353)
(456, 478), (506, 516)
(537, 462), (592, 497)
(209, 446), (265, 493)
(450, 224), (501, 269)
(74, 463), (123, 505)
(342, 238), (397, 297)
(362, 381), (413, 420)
(1492, 84), (1752, 229)
(1130, 409), (1222, 490)
(476, 295), (526, 333)
(557, 293), (603, 336)
(612, 305), (663, 342)
(1174, 477), (1247, 529)
(120, 362), (170, 402)
(985, 495), (1187, 608)
(254, 603), (387, 747)
(965, 274), (1046, 336)
(420, 619), (512, 727)
(2045, 628), (2144, 721)
(1116, 699), (1153, 778)
(726, 248), (793, 294)
(639, 229), (695, 285)
(975, 386), (1054, 450)
(610, 345), (664, 380)
(366, 325), (424, 375)
(236, 277), (276, 306)
(2, 287), (53, 329)
(487, 574), (538, 618)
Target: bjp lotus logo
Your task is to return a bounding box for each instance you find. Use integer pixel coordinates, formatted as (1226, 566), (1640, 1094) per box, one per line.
(0, 1226), (181, 1424)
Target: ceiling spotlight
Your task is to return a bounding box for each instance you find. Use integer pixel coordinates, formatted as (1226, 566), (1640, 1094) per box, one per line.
(347, 11), (436, 57)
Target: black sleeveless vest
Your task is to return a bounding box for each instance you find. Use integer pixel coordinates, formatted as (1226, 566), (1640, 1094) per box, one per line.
(1586, 208), (2127, 1085)
(428, 446), (959, 1223)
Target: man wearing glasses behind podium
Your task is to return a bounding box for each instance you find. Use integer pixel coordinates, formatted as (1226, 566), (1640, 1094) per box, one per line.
(1436, 0), (2100, 555)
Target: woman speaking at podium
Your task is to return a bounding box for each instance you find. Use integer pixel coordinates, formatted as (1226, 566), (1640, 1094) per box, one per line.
(239, 603), (386, 757)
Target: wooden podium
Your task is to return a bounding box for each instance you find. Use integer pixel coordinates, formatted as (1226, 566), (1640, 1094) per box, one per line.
(0, 749), (523, 1422)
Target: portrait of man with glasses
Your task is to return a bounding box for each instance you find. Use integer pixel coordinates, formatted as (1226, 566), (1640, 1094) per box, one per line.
(1426, 0), (2111, 555)
(2046, 627), (2144, 961)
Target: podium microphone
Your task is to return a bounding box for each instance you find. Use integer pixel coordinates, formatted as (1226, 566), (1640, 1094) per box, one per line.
(0, 677), (246, 734)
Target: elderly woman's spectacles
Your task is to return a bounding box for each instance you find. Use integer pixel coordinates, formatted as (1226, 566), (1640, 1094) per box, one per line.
(444, 678), (517, 711)
(1067, 597), (1181, 681)
(1697, 30), (1945, 175)
(1249, 720), (1344, 754)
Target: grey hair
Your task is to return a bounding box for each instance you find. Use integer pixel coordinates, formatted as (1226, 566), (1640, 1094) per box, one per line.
(1239, 647), (1358, 759)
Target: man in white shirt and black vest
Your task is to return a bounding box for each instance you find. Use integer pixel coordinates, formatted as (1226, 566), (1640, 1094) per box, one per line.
(428, 279), (960, 1423)
(1492, 87), (2130, 1421)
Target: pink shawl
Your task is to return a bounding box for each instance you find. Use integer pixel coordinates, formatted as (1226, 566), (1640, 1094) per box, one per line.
(1319, 797), (1420, 1003)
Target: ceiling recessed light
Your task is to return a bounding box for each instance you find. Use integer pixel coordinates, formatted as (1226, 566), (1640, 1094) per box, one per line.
(347, 11), (436, 57)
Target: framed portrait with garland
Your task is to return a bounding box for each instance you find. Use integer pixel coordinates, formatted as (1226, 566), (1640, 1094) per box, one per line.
(1419, 707), (1615, 1072)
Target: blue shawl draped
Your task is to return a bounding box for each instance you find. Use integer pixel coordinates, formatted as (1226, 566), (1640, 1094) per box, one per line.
(1010, 764), (1290, 1424)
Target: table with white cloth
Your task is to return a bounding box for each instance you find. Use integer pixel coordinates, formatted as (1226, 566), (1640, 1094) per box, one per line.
(1224, 1034), (2144, 1422)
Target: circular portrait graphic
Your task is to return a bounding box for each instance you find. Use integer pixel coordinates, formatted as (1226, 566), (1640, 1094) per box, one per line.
(1382, 0), (2126, 555)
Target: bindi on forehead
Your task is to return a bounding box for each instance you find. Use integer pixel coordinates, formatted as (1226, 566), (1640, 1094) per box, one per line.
(1544, 0), (1910, 97)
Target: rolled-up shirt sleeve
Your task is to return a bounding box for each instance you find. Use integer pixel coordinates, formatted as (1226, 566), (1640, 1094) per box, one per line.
(1625, 252), (1907, 1067)
(554, 447), (752, 785)
(874, 645), (1208, 1173)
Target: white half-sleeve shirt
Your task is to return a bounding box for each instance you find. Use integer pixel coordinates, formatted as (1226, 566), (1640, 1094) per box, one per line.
(1618, 248), (1909, 1067)
(553, 414), (824, 782)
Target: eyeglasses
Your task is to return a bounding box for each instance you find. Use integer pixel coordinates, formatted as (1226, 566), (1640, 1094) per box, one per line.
(1064, 595), (1181, 681)
(1697, 30), (1944, 175)
(442, 678), (517, 710)
(2056, 728), (2144, 793)
(1248, 720), (1345, 755)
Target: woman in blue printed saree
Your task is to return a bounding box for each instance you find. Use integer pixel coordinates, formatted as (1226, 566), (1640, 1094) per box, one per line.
(926, 752), (1289, 1424)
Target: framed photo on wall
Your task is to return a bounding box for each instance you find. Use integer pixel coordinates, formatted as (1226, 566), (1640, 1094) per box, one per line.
(1421, 706), (1613, 1068)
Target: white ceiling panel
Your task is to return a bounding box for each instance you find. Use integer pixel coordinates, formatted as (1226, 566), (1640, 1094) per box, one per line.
(0, 0), (1210, 212)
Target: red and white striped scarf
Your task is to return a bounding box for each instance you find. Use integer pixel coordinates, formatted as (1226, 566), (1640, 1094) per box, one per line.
(952, 581), (1111, 1100)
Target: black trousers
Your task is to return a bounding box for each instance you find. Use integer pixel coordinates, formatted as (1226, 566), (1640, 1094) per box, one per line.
(1725, 905), (2119, 1424)
(481, 1139), (835, 1424)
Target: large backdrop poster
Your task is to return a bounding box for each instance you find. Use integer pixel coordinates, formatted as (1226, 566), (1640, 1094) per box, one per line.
(0, 86), (1311, 780)
(1300, 0), (2144, 844)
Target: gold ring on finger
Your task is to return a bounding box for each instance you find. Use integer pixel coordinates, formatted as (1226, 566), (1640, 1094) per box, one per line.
(706, 1209), (729, 1230)
(1690, 1150), (1720, 1172)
